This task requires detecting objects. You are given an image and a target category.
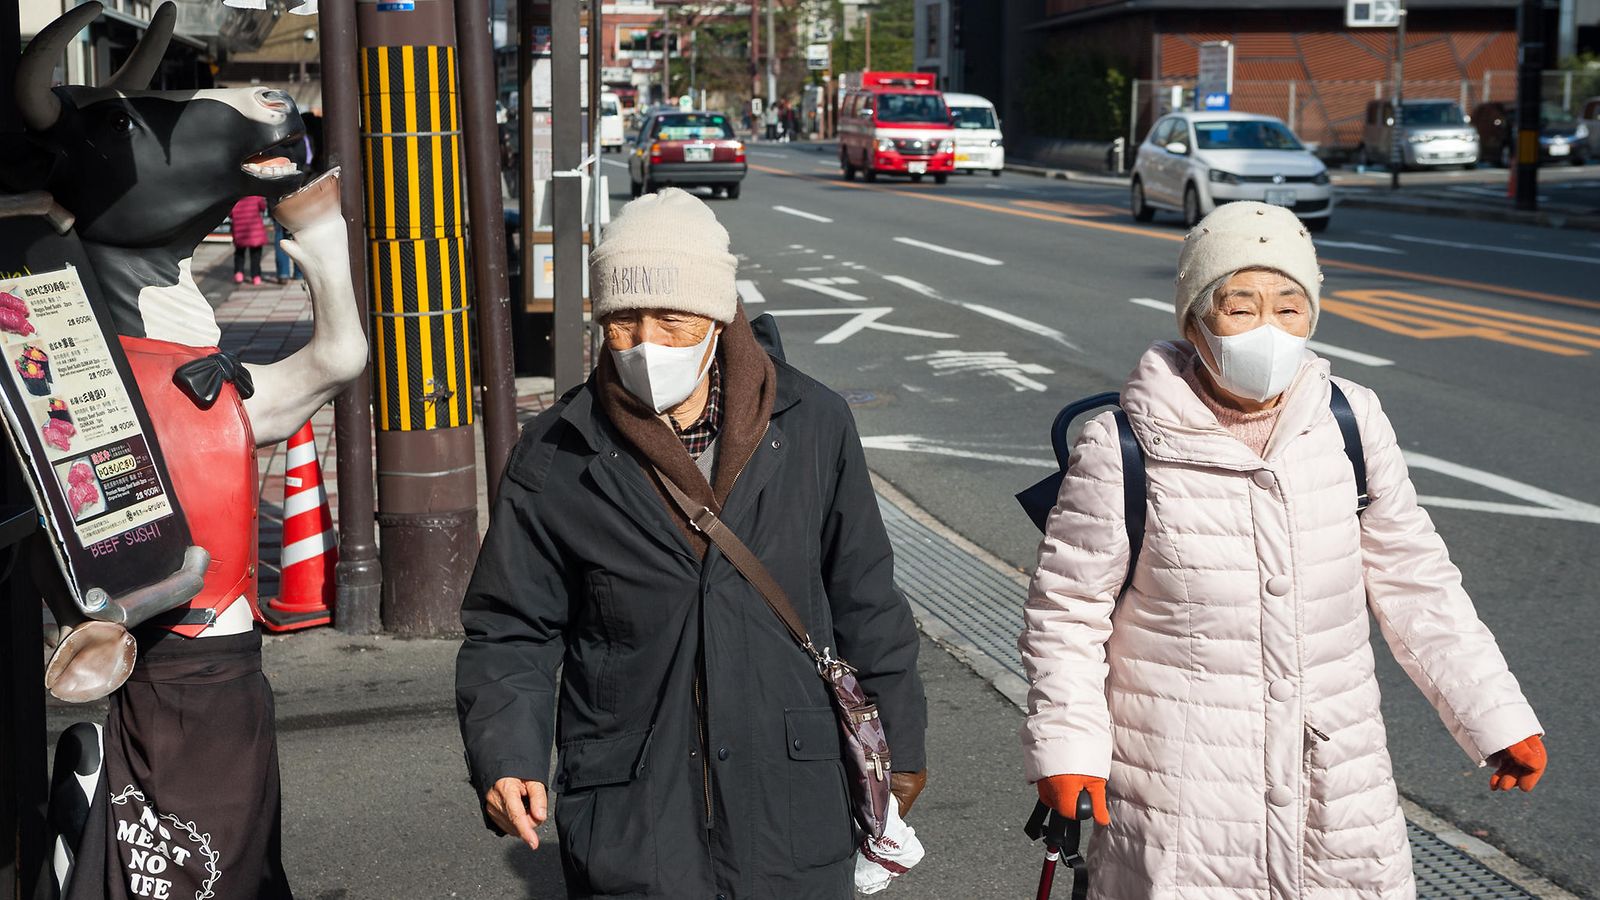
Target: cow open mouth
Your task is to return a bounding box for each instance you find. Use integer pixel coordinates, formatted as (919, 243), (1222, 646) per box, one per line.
(242, 134), (307, 180)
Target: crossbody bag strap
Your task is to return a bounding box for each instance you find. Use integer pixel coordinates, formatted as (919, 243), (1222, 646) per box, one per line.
(1327, 382), (1369, 513)
(654, 467), (823, 662)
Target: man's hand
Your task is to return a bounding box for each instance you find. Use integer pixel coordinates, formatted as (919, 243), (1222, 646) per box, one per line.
(1488, 735), (1547, 792)
(890, 770), (927, 816)
(1037, 774), (1110, 826)
(486, 778), (548, 850)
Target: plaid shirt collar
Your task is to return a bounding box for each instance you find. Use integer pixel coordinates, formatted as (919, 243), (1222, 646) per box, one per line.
(670, 360), (721, 457)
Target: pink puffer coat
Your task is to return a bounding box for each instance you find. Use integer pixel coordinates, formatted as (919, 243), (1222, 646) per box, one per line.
(1020, 341), (1541, 899)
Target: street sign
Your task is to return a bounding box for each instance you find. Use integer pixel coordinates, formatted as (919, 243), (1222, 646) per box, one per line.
(751, 98), (764, 117)
(1347, 0), (1401, 27)
(807, 43), (831, 71)
(678, 95), (693, 111)
(376, 0), (415, 10)
(1195, 41), (1233, 112)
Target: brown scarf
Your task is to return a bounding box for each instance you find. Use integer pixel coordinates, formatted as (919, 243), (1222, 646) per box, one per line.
(596, 307), (778, 554)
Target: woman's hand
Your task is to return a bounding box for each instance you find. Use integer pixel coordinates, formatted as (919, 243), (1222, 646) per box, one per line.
(1488, 735), (1546, 792)
(1037, 773), (1110, 826)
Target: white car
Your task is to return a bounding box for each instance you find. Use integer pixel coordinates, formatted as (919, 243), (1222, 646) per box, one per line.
(600, 91), (626, 153)
(1130, 111), (1333, 231)
(944, 91), (1005, 175)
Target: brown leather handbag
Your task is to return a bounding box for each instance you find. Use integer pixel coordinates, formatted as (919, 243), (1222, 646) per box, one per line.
(656, 468), (894, 840)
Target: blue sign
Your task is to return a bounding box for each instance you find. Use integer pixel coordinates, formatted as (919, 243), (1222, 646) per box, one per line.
(1203, 93), (1231, 111)
(377, 1), (415, 10)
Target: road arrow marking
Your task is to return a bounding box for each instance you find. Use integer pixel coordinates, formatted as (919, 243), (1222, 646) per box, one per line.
(773, 205), (834, 223)
(765, 307), (957, 344)
(1128, 298), (1394, 367)
(894, 237), (1005, 266)
(736, 279), (766, 305)
(783, 278), (868, 301)
(884, 276), (1081, 351)
(906, 350), (1054, 392)
(860, 435), (1053, 468)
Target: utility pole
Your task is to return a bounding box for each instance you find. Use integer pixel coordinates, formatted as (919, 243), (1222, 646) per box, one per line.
(550, 0), (584, 393)
(664, 7), (672, 104)
(321, 0), (381, 633)
(355, 0), (480, 635)
(1515, 0), (1544, 211)
(865, 10), (872, 71)
(1388, 0), (1405, 191)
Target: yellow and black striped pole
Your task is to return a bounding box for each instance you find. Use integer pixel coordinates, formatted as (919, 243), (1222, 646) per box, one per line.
(357, 0), (477, 634)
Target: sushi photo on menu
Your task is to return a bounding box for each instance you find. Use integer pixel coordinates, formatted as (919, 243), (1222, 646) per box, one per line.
(40, 397), (76, 452)
(14, 344), (51, 395)
(54, 456), (105, 523)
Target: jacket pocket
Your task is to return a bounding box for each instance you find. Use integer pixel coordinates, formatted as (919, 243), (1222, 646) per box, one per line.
(555, 727), (657, 895)
(785, 707), (856, 868)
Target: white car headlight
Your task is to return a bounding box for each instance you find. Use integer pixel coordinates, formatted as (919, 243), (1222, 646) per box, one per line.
(939, 139), (956, 154)
(1576, 124), (1590, 141)
(876, 138), (895, 153)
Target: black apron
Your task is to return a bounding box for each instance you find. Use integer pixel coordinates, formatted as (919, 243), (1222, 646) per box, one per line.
(66, 628), (293, 900)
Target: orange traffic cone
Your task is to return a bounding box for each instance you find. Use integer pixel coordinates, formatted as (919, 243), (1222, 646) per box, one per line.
(262, 422), (336, 632)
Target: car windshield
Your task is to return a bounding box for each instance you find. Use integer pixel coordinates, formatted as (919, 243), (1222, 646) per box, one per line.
(949, 106), (997, 129)
(656, 114), (734, 140)
(875, 93), (949, 124)
(1193, 119), (1304, 151)
(602, 99), (620, 117)
(1541, 102), (1575, 125)
(1402, 102), (1466, 126)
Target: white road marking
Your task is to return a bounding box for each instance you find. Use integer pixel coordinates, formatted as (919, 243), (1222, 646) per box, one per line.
(773, 205), (834, 223)
(809, 277), (860, 286)
(1314, 239), (1406, 255)
(1127, 298), (1394, 367)
(735, 279), (766, 305)
(796, 266), (825, 272)
(894, 237), (1005, 266)
(854, 435), (1600, 525)
(784, 278), (868, 301)
(765, 307), (958, 344)
(600, 158), (629, 169)
(1406, 451), (1600, 525)
(1381, 232), (1600, 265)
(906, 350), (1054, 392)
(885, 276), (1081, 351)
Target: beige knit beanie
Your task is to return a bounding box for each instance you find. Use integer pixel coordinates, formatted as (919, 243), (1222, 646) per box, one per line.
(590, 188), (738, 323)
(1173, 201), (1324, 334)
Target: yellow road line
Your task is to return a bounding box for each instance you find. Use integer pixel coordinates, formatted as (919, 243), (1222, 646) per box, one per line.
(745, 162), (1600, 313)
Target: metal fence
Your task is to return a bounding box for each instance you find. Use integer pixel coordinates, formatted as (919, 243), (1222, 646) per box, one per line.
(1129, 69), (1598, 155)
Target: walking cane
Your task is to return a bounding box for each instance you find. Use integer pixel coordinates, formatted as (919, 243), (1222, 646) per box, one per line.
(1024, 790), (1095, 900)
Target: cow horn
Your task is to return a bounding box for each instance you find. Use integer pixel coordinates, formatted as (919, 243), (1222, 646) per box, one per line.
(15, 1), (104, 132)
(103, 1), (176, 92)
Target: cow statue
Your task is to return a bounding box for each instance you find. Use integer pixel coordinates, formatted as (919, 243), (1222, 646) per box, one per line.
(15, 3), (366, 896)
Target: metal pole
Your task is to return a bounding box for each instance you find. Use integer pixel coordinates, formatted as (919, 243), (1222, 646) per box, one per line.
(664, 7), (672, 104)
(1558, 0), (1577, 62)
(591, 2), (605, 239)
(766, 0), (776, 104)
(551, 0), (585, 393)
(518, 0), (537, 352)
(865, 11), (872, 71)
(456, 0), (517, 500)
(1515, 0), (1543, 211)
(322, 0), (382, 634)
(1288, 80), (1297, 134)
(1388, 1), (1406, 191)
(357, 0), (481, 635)
(751, 3), (760, 103)
(1128, 79), (1139, 168)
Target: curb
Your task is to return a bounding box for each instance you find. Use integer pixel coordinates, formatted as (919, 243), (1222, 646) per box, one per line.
(869, 470), (1572, 899)
(1006, 161), (1130, 188)
(1335, 194), (1600, 232)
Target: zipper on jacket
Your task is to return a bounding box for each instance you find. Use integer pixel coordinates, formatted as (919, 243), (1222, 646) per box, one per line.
(694, 670), (713, 829)
(1305, 723), (1330, 743)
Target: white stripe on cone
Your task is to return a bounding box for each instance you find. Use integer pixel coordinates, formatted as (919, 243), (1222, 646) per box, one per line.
(280, 529), (336, 569)
(281, 483), (328, 521)
(285, 439), (318, 470)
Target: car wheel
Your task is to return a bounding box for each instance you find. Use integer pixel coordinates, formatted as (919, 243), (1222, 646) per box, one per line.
(630, 179), (642, 199)
(726, 182), (742, 200)
(991, 169), (1002, 178)
(1570, 155), (1586, 167)
(934, 173), (949, 185)
(843, 155), (857, 181)
(1305, 216), (1330, 233)
(1182, 183), (1202, 228)
(911, 173), (924, 183)
(863, 167), (877, 183)
(1130, 178), (1155, 223)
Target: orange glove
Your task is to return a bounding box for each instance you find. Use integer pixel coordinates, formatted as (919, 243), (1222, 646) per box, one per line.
(1488, 735), (1546, 792)
(1036, 774), (1110, 826)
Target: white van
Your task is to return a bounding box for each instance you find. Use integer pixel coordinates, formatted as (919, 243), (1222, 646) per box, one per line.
(600, 92), (625, 153)
(944, 92), (1004, 175)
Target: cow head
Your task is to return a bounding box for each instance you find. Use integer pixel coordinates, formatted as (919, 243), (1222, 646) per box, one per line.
(16, 1), (309, 248)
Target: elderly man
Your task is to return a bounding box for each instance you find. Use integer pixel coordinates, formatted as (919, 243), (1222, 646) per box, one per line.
(456, 188), (927, 899)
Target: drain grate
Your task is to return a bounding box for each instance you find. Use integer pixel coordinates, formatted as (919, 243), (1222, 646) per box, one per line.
(878, 495), (1538, 900)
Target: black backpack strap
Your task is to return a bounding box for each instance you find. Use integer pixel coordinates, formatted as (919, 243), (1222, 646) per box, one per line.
(1111, 410), (1146, 593)
(1327, 383), (1369, 514)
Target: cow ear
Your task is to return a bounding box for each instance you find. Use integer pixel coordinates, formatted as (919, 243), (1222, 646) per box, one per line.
(103, 1), (176, 91)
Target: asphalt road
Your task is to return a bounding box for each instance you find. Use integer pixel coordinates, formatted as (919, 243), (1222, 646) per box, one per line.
(601, 145), (1600, 897)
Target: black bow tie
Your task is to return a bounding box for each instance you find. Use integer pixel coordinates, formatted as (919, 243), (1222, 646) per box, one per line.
(172, 351), (255, 408)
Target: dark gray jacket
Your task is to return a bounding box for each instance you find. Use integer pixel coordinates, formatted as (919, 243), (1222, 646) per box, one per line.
(456, 358), (927, 900)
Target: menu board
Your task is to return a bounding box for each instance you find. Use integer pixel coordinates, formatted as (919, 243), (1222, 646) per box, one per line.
(0, 260), (191, 602)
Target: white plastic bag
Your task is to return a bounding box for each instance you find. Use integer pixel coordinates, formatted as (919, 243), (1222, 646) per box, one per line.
(854, 795), (925, 894)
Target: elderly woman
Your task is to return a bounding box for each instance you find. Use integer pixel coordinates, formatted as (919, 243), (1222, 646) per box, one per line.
(1020, 201), (1546, 898)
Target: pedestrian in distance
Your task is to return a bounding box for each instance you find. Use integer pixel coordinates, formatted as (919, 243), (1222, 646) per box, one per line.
(1020, 201), (1546, 899)
(230, 194), (268, 285)
(456, 187), (928, 899)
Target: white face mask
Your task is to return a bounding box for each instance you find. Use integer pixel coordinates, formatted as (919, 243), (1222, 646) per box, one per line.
(610, 326), (718, 414)
(1196, 319), (1309, 402)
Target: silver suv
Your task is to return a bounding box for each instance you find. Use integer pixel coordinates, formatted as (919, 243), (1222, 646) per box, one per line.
(1359, 99), (1479, 169)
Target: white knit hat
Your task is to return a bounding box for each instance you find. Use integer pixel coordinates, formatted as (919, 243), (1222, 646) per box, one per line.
(590, 188), (738, 323)
(1173, 201), (1323, 334)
